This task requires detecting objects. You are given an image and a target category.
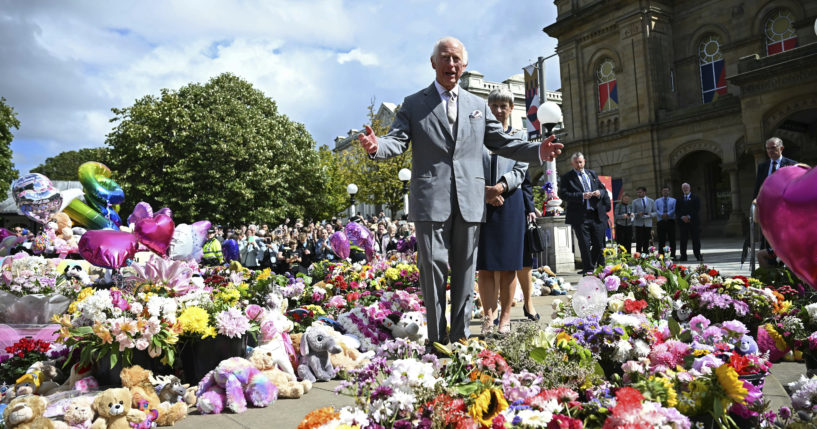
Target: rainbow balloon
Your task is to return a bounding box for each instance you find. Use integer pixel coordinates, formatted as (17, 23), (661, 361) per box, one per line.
(64, 161), (125, 230)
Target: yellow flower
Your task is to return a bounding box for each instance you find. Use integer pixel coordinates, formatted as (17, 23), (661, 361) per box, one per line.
(765, 324), (788, 351)
(555, 332), (572, 348)
(692, 348), (710, 356)
(305, 304), (326, 316)
(178, 306), (214, 338)
(93, 322), (113, 344)
(715, 364), (747, 405)
(653, 376), (678, 407)
(469, 388), (508, 427)
(68, 287), (96, 314)
(256, 269), (272, 281)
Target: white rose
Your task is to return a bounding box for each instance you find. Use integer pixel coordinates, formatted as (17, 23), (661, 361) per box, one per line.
(648, 282), (665, 299)
(806, 303), (817, 320)
(608, 298), (625, 313)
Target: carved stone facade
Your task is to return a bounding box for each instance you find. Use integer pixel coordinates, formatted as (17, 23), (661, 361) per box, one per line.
(545, 0), (817, 235)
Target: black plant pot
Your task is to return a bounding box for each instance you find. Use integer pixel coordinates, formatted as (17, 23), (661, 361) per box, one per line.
(93, 349), (157, 387)
(180, 334), (247, 385)
(739, 371), (767, 389)
(805, 353), (817, 377)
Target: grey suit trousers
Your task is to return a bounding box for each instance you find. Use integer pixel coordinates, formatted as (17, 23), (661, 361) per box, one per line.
(415, 209), (480, 344)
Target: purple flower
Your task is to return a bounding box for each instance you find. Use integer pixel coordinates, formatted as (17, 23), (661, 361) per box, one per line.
(779, 406), (792, 420)
(604, 275), (621, 292)
(372, 385), (393, 400)
(721, 320), (748, 338)
(689, 315), (711, 334)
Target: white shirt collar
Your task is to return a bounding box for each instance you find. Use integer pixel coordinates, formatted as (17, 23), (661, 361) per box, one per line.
(434, 81), (459, 98)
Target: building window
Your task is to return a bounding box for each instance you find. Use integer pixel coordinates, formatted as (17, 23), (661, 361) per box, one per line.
(698, 35), (727, 103)
(765, 9), (798, 55)
(597, 58), (618, 112)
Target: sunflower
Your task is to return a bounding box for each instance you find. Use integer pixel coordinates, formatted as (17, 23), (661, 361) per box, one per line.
(715, 364), (747, 405)
(469, 388), (508, 427)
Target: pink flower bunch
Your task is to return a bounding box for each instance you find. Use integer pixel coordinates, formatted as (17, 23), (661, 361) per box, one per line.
(648, 339), (689, 371)
(215, 307), (251, 338)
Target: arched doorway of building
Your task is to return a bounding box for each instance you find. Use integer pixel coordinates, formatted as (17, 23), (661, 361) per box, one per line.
(674, 150), (730, 225)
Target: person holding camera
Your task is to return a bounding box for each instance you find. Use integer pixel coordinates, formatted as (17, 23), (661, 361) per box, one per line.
(239, 225), (265, 269)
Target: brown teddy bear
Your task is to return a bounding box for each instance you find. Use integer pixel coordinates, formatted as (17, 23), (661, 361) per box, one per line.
(118, 366), (187, 427)
(90, 388), (146, 429)
(248, 348), (312, 398)
(3, 395), (54, 429)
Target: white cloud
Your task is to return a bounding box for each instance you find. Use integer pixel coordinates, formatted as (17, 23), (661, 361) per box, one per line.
(337, 48), (379, 66)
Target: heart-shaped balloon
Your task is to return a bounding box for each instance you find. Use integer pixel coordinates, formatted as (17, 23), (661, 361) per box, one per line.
(127, 202), (154, 226)
(329, 231), (350, 260)
(78, 230), (140, 269)
(134, 214), (175, 256)
(169, 220), (210, 262)
(757, 164), (817, 288)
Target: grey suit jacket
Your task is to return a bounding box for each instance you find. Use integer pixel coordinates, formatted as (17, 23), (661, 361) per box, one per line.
(482, 129), (528, 191)
(632, 197), (658, 227)
(372, 83), (543, 223)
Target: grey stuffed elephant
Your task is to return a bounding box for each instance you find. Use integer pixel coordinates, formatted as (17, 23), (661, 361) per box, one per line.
(297, 325), (342, 382)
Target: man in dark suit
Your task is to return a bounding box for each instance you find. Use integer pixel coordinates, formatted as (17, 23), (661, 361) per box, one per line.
(358, 37), (563, 347)
(559, 153), (610, 274)
(677, 182), (702, 261)
(754, 137), (797, 197)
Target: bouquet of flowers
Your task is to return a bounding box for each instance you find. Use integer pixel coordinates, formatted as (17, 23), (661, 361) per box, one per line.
(0, 255), (59, 296)
(0, 338), (66, 385)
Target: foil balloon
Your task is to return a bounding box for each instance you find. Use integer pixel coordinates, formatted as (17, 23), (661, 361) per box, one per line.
(222, 239), (240, 263)
(78, 230), (139, 269)
(78, 161), (124, 225)
(572, 276), (608, 318)
(329, 231), (350, 260)
(0, 236), (23, 257)
(168, 220), (210, 262)
(127, 202), (154, 226)
(58, 188), (84, 212)
(757, 164), (817, 288)
(11, 173), (62, 224)
(134, 214), (175, 256)
(344, 222), (375, 249)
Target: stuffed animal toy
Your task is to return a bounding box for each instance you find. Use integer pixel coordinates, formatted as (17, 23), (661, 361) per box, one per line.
(53, 364), (95, 394)
(310, 320), (373, 372)
(248, 348), (312, 399)
(398, 311), (428, 344)
(61, 397), (94, 429)
(297, 325), (343, 383)
(196, 357), (277, 414)
(738, 335), (760, 355)
(3, 395), (54, 429)
(149, 374), (190, 406)
(381, 314), (419, 340)
(26, 361), (63, 395)
(119, 366), (187, 427)
(14, 368), (61, 397)
(128, 399), (158, 429)
(90, 388), (146, 429)
(257, 290), (298, 375)
(52, 213), (73, 235)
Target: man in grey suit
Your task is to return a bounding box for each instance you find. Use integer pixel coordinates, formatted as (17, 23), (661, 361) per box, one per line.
(358, 37), (563, 347)
(633, 186), (657, 254)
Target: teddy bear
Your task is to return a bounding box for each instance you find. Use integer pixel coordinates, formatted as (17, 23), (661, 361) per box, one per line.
(59, 397), (94, 429)
(90, 388), (146, 429)
(3, 395), (54, 429)
(398, 311), (428, 344)
(196, 357), (277, 414)
(25, 361), (63, 395)
(381, 313), (419, 341)
(14, 367), (61, 398)
(737, 334), (759, 355)
(118, 366), (187, 427)
(248, 348), (312, 399)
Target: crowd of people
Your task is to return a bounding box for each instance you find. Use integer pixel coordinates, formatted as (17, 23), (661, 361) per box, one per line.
(199, 214), (416, 273)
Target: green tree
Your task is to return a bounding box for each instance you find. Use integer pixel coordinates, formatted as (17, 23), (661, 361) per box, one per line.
(338, 99), (411, 215)
(0, 97), (20, 195)
(315, 144), (351, 220)
(31, 147), (111, 180)
(105, 73), (327, 225)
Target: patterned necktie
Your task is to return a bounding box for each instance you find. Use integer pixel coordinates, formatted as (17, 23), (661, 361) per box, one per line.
(580, 172), (591, 209)
(445, 91), (457, 125)
(663, 197), (668, 215)
(771, 160), (778, 174)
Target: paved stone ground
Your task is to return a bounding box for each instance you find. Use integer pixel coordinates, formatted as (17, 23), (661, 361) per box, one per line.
(172, 236), (800, 428)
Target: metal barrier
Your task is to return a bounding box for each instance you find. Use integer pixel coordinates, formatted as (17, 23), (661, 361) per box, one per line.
(748, 201), (757, 272)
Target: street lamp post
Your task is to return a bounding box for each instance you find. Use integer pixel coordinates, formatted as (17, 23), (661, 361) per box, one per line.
(398, 168), (411, 218)
(346, 183), (358, 220)
(537, 101), (564, 214)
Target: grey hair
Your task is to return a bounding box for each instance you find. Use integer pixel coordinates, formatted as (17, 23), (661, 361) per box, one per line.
(681, 182), (690, 188)
(488, 88), (514, 107)
(431, 36), (468, 65)
(766, 137), (783, 148)
(570, 152), (585, 162)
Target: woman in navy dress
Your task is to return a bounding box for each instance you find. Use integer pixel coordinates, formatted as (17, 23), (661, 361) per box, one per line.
(476, 88), (529, 336)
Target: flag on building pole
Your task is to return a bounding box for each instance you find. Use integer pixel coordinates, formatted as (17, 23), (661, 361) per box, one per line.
(523, 63), (541, 140)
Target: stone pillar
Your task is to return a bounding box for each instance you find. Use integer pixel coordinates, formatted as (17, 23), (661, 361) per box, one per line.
(538, 216), (576, 273)
(724, 165), (743, 236)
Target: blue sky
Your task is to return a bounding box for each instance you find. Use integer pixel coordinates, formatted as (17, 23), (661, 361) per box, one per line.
(1, 0), (561, 175)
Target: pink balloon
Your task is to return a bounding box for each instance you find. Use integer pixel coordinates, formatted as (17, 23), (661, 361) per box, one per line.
(155, 207), (173, 218)
(78, 230), (139, 269)
(329, 231), (350, 260)
(127, 202), (154, 226)
(134, 214), (175, 256)
(757, 164), (817, 288)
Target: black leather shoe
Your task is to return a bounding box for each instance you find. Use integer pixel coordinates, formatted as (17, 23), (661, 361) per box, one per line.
(523, 307), (540, 322)
(679, 256), (688, 261)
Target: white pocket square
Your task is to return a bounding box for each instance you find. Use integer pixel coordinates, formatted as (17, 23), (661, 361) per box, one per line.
(469, 110), (482, 118)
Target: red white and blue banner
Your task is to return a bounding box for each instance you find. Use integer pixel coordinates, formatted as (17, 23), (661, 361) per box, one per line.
(523, 63), (541, 140)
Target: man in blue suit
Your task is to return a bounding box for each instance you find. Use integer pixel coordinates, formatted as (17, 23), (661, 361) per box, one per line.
(357, 37), (563, 348)
(559, 153), (610, 274)
(754, 137), (797, 198)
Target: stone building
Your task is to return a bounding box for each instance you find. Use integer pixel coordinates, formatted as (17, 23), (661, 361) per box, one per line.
(545, 0), (817, 235)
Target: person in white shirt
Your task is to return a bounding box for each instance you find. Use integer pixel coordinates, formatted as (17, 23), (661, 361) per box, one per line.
(655, 185), (677, 259)
(632, 186), (657, 254)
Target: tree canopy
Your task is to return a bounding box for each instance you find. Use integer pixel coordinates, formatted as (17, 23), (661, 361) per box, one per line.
(0, 97), (20, 195)
(31, 147), (111, 181)
(105, 73), (327, 225)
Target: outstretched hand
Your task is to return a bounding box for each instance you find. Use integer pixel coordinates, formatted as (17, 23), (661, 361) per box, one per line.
(538, 134), (564, 162)
(358, 125), (378, 154)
